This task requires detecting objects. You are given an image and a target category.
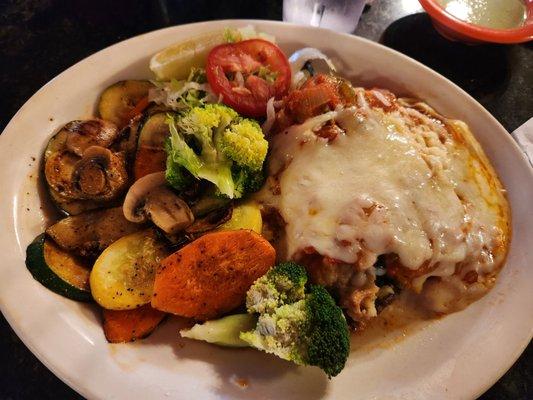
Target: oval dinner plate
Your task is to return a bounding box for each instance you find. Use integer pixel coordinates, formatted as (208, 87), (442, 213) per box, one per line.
(0, 20), (532, 400)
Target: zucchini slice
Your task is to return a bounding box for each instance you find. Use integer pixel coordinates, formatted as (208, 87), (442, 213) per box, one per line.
(218, 201), (262, 233)
(47, 186), (102, 216)
(25, 234), (92, 302)
(46, 207), (142, 258)
(44, 128), (68, 160)
(90, 229), (168, 310)
(138, 113), (170, 148)
(133, 113), (170, 180)
(98, 80), (153, 128)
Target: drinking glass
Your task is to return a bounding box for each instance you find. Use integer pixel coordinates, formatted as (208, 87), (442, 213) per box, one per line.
(283, 0), (367, 33)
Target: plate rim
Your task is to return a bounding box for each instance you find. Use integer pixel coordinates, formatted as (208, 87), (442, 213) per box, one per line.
(1, 19), (532, 400)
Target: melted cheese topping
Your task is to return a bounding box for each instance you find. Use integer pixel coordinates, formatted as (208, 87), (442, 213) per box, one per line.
(258, 102), (509, 315)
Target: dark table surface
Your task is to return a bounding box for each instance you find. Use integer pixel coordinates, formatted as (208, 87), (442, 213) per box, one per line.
(0, 0), (531, 399)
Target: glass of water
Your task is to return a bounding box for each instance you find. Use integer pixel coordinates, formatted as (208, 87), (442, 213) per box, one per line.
(283, 0), (367, 33)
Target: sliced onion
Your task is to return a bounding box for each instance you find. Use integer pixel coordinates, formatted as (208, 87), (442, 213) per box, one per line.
(356, 90), (369, 110)
(273, 100), (284, 108)
(292, 70), (308, 89)
(288, 47), (337, 88)
(235, 71), (245, 88)
(203, 83), (222, 103)
(371, 89), (391, 107)
(286, 110), (338, 138)
(148, 87), (166, 104)
(262, 97), (276, 135)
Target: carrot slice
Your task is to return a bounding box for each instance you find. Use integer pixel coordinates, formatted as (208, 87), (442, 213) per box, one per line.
(102, 304), (166, 343)
(127, 96), (150, 121)
(133, 146), (167, 181)
(151, 230), (276, 320)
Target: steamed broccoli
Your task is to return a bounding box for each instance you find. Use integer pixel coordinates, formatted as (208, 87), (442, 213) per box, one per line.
(232, 165), (266, 199)
(218, 119), (268, 171)
(240, 263), (349, 378)
(240, 299), (309, 364)
(180, 262), (350, 378)
(246, 261), (307, 314)
(180, 314), (257, 347)
(165, 104), (268, 198)
(164, 139), (194, 190)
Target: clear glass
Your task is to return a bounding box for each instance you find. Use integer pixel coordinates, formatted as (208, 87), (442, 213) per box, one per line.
(283, 0), (367, 33)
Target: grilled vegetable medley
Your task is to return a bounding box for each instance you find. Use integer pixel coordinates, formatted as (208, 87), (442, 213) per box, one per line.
(26, 25), (351, 378)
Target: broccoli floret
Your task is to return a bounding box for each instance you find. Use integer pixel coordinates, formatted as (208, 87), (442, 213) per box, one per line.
(164, 139), (194, 190)
(180, 314), (257, 347)
(166, 114), (203, 176)
(232, 165), (266, 198)
(240, 300), (308, 364)
(246, 262), (307, 314)
(218, 119), (268, 171)
(165, 104), (268, 199)
(178, 104), (237, 159)
(241, 264), (350, 378)
(305, 285), (350, 377)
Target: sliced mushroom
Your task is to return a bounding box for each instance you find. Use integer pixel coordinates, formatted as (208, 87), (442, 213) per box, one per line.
(123, 171), (194, 234)
(72, 146), (128, 201)
(185, 206), (233, 235)
(44, 119), (129, 208)
(189, 195), (231, 218)
(163, 205), (234, 246)
(144, 186), (195, 234)
(64, 119), (119, 157)
(45, 146), (128, 202)
(123, 172), (167, 222)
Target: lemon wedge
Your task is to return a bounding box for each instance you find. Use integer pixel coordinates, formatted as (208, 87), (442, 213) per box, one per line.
(149, 30), (227, 81)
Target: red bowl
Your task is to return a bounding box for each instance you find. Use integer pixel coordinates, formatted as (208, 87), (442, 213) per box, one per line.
(419, 0), (533, 44)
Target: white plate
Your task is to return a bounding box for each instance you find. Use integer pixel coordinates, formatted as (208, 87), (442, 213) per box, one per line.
(0, 20), (532, 400)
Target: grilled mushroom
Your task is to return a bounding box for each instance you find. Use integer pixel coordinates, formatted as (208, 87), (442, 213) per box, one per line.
(164, 204), (233, 247)
(185, 206), (233, 235)
(64, 119), (119, 156)
(44, 119), (129, 208)
(123, 172), (194, 234)
(144, 186), (195, 234)
(72, 146), (128, 201)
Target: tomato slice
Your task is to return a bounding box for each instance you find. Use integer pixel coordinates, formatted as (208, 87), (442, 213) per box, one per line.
(206, 39), (291, 118)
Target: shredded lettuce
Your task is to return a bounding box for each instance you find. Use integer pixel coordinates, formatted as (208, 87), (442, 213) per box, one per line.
(149, 67), (214, 112)
(224, 25), (276, 44)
